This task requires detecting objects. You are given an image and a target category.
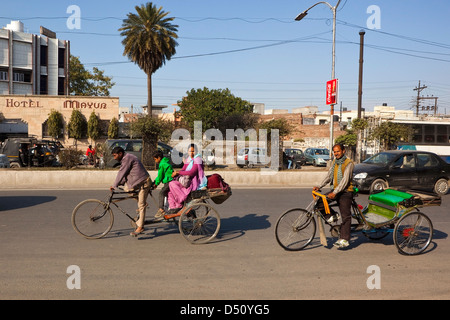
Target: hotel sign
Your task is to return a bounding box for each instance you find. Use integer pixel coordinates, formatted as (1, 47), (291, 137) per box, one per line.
(63, 100), (107, 109)
(4, 98), (109, 109)
(5, 98), (43, 108)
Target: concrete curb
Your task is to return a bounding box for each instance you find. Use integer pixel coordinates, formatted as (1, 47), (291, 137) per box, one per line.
(0, 170), (328, 189)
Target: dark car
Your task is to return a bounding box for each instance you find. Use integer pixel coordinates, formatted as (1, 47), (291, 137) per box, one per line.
(284, 148), (306, 169)
(103, 139), (183, 168)
(352, 150), (450, 195)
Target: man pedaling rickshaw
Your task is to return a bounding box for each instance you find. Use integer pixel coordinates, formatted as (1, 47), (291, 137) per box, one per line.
(313, 143), (355, 249)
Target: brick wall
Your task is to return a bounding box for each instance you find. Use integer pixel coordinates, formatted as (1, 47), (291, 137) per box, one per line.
(259, 113), (345, 141)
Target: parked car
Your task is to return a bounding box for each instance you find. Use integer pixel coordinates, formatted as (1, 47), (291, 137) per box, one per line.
(103, 139), (183, 168)
(304, 148), (330, 166)
(0, 154), (10, 168)
(352, 150), (450, 195)
(284, 148), (306, 169)
(236, 147), (268, 168)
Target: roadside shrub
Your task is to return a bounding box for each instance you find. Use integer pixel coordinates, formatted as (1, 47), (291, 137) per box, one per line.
(58, 147), (83, 169)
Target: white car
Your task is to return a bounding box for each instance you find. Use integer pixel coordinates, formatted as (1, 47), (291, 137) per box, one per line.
(236, 147), (268, 168)
(0, 154), (10, 168)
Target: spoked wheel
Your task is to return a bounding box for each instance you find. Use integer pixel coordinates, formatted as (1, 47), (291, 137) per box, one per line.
(394, 211), (433, 255)
(72, 199), (114, 239)
(275, 208), (316, 251)
(178, 202), (220, 244)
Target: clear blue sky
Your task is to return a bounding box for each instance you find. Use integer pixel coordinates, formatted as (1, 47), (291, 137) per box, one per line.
(1, 0), (449, 114)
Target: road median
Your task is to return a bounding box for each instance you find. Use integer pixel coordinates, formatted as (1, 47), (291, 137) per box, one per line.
(0, 169), (327, 189)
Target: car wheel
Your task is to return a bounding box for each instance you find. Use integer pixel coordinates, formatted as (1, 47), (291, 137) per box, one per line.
(10, 162), (21, 169)
(370, 179), (388, 193)
(434, 178), (449, 196)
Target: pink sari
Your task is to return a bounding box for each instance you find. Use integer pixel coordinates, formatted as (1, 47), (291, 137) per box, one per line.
(168, 155), (206, 209)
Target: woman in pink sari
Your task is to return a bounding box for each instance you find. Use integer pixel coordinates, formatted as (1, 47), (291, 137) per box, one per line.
(167, 144), (207, 211)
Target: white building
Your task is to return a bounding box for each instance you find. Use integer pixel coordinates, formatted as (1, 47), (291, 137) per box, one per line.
(0, 21), (70, 96)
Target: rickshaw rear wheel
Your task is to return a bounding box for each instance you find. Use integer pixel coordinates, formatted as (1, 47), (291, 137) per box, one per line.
(394, 211), (433, 255)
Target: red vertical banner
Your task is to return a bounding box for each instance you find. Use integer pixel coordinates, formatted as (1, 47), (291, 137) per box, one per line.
(326, 79), (338, 105)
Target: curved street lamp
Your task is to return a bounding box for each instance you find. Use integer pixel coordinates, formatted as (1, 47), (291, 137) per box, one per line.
(295, 0), (342, 154)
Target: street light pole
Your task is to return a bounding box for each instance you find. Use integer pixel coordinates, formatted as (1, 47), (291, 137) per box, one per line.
(295, 0), (342, 153)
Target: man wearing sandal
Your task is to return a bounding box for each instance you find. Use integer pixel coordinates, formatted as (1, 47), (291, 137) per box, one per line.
(109, 146), (151, 237)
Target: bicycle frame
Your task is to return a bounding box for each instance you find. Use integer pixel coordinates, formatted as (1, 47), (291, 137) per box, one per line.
(105, 191), (140, 223)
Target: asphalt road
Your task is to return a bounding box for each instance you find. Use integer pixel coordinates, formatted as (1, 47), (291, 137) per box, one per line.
(0, 188), (449, 301)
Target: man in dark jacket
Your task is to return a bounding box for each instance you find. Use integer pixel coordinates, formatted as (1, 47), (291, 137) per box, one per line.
(110, 146), (151, 237)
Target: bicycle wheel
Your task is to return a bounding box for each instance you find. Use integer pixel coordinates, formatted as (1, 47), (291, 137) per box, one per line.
(72, 199), (114, 239)
(393, 211), (433, 255)
(275, 208), (316, 251)
(178, 202), (220, 244)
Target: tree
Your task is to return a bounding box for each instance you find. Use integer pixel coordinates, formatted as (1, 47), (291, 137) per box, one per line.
(258, 118), (293, 139)
(68, 109), (87, 147)
(177, 87), (254, 132)
(87, 111), (101, 143)
(130, 116), (171, 168)
(369, 121), (412, 150)
(69, 55), (115, 96)
(335, 118), (368, 147)
(108, 117), (119, 139)
(258, 118), (293, 170)
(47, 109), (64, 139)
(119, 2), (178, 114)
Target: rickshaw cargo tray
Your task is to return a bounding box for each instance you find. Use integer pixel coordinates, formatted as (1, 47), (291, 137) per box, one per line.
(369, 188), (441, 209)
(369, 189), (414, 208)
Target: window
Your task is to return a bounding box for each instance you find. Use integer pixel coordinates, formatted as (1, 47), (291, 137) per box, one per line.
(40, 75), (48, 94)
(394, 154), (415, 168)
(0, 71), (7, 81)
(58, 48), (66, 68)
(58, 77), (65, 95)
(424, 125), (435, 143)
(40, 45), (48, 66)
(437, 125), (447, 144)
(412, 124), (423, 143)
(417, 153), (439, 168)
(13, 72), (24, 82)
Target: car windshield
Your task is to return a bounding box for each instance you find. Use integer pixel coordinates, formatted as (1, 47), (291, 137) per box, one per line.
(363, 152), (398, 165)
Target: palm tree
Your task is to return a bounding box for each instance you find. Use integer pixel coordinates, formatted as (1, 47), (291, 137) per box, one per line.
(119, 2), (178, 115)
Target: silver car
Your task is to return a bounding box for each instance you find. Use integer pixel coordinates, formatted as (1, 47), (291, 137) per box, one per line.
(304, 148), (330, 166)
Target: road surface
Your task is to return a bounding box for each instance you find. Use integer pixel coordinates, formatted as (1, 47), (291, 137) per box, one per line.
(0, 188), (449, 301)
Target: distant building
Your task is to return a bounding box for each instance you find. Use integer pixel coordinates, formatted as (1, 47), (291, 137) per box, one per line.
(0, 21), (70, 96)
(252, 103), (265, 115)
(142, 105), (168, 115)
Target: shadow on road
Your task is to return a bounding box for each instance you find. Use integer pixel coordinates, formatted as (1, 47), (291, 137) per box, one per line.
(213, 213), (271, 243)
(106, 213), (272, 243)
(0, 196), (57, 211)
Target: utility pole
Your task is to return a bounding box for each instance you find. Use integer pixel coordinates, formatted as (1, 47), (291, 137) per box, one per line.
(356, 30), (365, 163)
(414, 81), (427, 116)
(357, 30), (365, 119)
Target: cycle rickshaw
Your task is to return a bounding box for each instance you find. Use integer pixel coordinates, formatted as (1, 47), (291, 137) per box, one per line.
(71, 179), (231, 244)
(275, 188), (441, 255)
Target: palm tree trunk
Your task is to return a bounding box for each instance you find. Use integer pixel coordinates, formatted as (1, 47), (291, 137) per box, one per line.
(142, 72), (156, 169)
(147, 72), (152, 116)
